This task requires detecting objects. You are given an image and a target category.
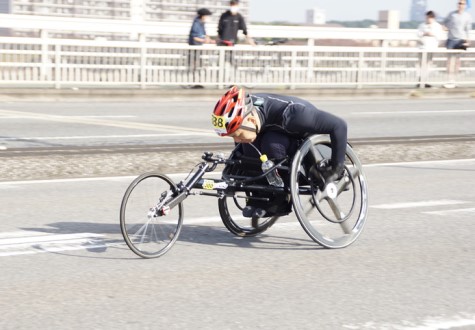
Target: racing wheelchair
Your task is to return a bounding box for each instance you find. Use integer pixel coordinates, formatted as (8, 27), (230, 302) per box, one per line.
(120, 135), (368, 259)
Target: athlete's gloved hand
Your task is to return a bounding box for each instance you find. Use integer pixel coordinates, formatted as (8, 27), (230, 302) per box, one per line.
(310, 159), (344, 186)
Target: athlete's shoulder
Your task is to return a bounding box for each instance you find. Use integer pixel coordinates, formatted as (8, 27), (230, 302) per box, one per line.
(253, 93), (291, 101)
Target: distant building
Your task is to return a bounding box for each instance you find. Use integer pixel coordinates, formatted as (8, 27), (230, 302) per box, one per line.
(306, 7), (326, 25)
(4, 0), (250, 23)
(378, 10), (400, 29)
(410, 0), (427, 22)
(0, 0), (12, 35)
(0, 0), (11, 14)
(1, 0), (250, 41)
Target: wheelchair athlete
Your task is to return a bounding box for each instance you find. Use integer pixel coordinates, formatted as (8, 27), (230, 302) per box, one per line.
(212, 86), (348, 219)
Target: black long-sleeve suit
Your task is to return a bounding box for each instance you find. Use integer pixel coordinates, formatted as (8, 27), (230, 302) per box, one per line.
(249, 93), (348, 167)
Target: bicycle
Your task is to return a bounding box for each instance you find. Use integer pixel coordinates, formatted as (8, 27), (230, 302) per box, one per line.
(120, 134), (369, 259)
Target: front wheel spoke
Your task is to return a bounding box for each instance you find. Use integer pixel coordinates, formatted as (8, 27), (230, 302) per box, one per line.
(326, 198), (352, 234)
(327, 197), (345, 221)
(139, 221), (150, 244)
(132, 220), (148, 239)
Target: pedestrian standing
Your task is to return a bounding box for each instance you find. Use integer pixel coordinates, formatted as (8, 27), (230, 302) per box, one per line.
(418, 11), (444, 50)
(188, 8), (215, 87)
(443, 0), (472, 88)
(417, 11), (444, 88)
(217, 0), (255, 46)
(444, 0), (472, 50)
(188, 8), (215, 46)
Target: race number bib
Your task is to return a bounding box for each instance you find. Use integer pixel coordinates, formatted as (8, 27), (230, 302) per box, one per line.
(202, 179), (215, 190)
(212, 114), (227, 135)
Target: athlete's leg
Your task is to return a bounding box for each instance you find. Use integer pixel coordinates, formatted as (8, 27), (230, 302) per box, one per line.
(241, 131), (295, 217)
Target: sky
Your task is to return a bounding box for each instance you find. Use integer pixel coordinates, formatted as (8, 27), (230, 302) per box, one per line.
(249, 0), (475, 23)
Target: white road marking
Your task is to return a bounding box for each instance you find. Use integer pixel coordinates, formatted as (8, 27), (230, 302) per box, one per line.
(344, 315), (475, 330)
(0, 231), (51, 239)
(69, 115), (136, 118)
(0, 232), (104, 245)
(364, 158), (475, 168)
(0, 231), (119, 257)
(0, 109), (211, 134)
(0, 219), (305, 257)
(0, 176), (137, 186)
(0, 115), (136, 119)
(422, 207), (475, 216)
(0, 172), (222, 186)
(1, 133), (215, 141)
(357, 136), (475, 144)
(371, 200), (469, 209)
(355, 109), (475, 115)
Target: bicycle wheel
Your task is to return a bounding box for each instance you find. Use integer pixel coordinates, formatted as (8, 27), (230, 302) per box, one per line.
(120, 172), (183, 258)
(290, 135), (368, 248)
(218, 191), (279, 237)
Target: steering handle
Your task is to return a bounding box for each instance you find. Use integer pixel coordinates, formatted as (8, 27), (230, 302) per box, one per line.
(201, 152), (241, 166)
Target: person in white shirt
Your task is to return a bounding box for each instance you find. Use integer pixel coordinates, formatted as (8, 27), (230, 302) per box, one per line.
(417, 11), (444, 88)
(418, 11), (444, 49)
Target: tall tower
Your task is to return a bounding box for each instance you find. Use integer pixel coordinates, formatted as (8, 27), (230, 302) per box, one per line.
(306, 7), (326, 25)
(410, 0), (427, 22)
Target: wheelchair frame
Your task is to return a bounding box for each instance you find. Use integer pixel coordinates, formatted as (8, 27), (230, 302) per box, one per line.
(120, 135), (369, 258)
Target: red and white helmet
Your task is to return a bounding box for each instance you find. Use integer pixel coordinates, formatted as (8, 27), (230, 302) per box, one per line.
(211, 86), (251, 136)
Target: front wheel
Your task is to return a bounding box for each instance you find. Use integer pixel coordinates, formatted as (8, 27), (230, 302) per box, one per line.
(120, 172), (184, 258)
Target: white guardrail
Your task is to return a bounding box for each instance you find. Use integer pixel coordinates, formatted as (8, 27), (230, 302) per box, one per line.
(0, 14), (474, 89)
(1, 37), (474, 89)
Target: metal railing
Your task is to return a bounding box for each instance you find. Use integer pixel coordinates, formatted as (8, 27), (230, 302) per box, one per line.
(1, 36), (474, 89)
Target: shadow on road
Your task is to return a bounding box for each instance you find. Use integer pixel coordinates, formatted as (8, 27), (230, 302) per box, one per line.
(21, 220), (323, 259)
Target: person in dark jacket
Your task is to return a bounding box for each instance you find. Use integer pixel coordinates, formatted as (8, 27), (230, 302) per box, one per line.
(188, 8), (215, 46)
(212, 86), (348, 218)
(188, 8), (215, 87)
(217, 0), (255, 46)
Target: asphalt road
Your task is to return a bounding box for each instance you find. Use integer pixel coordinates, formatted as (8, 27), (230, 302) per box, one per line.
(1, 98), (474, 149)
(0, 159), (474, 329)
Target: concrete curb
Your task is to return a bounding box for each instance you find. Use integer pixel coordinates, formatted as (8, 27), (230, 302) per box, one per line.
(0, 87), (474, 101)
